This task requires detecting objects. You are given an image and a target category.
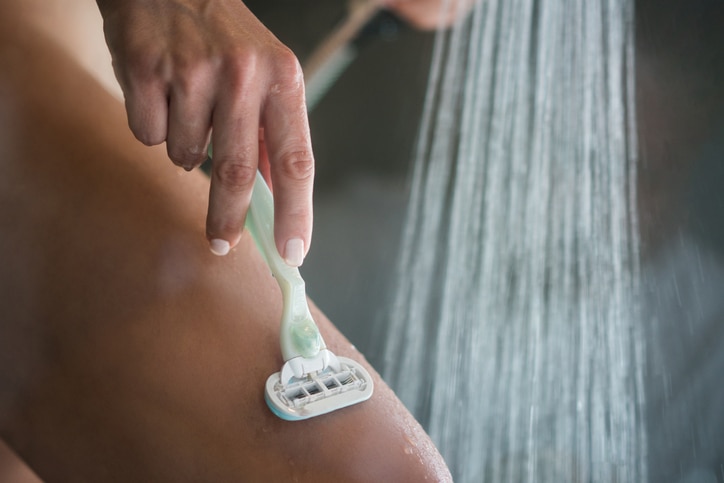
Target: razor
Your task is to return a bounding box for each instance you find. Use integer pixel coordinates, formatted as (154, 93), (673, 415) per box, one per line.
(246, 171), (374, 421)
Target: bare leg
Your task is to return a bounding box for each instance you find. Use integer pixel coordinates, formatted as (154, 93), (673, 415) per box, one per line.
(0, 3), (450, 482)
(8, 0), (123, 100)
(0, 440), (41, 483)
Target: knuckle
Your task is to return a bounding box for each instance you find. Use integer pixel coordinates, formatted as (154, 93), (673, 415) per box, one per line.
(168, 144), (206, 167)
(277, 150), (315, 181)
(270, 49), (304, 95)
(213, 156), (257, 192)
(275, 47), (303, 77)
(223, 49), (259, 90)
(125, 47), (167, 83)
(172, 56), (214, 95)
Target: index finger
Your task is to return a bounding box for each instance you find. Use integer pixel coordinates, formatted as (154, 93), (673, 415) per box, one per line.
(206, 89), (260, 256)
(262, 53), (315, 268)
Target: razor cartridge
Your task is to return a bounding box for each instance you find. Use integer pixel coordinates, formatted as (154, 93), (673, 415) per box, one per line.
(265, 353), (374, 421)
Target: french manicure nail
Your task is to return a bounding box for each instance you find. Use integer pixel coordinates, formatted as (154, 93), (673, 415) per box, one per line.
(209, 238), (231, 256)
(284, 238), (305, 267)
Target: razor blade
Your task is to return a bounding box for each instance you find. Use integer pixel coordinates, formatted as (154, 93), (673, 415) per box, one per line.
(265, 354), (374, 421)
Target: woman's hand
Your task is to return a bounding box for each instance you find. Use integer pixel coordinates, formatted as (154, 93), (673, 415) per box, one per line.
(96, 0), (313, 265)
(384, 0), (476, 30)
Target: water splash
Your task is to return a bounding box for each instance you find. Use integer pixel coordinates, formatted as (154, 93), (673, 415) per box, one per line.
(378, 0), (647, 481)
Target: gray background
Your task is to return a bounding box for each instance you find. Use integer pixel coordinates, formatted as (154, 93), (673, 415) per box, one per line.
(247, 1), (724, 481)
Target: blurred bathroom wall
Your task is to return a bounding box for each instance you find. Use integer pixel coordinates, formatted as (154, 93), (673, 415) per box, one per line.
(636, 0), (724, 481)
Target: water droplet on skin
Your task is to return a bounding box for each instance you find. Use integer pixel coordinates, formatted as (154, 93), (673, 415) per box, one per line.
(402, 434), (417, 455)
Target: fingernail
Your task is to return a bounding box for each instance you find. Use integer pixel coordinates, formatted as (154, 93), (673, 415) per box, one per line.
(284, 238), (305, 267)
(209, 238), (231, 256)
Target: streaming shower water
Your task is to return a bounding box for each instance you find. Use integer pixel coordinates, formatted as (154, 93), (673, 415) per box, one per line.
(378, 0), (647, 481)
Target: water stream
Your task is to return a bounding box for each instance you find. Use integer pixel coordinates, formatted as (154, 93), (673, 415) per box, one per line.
(378, 0), (647, 480)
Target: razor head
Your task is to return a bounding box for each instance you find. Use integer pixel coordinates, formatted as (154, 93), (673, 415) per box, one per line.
(265, 355), (374, 421)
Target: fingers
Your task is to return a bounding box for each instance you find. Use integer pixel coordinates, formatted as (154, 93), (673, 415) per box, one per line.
(101, 2), (315, 263)
(208, 49), (313, 267)
(116, 36), (170, 147)
(206, 69), (260, 255)
(262, 51), (315, 267)
(123, 47), (214, 170)
(124, 80), (169, 147)
(166, 67), (215, 171)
